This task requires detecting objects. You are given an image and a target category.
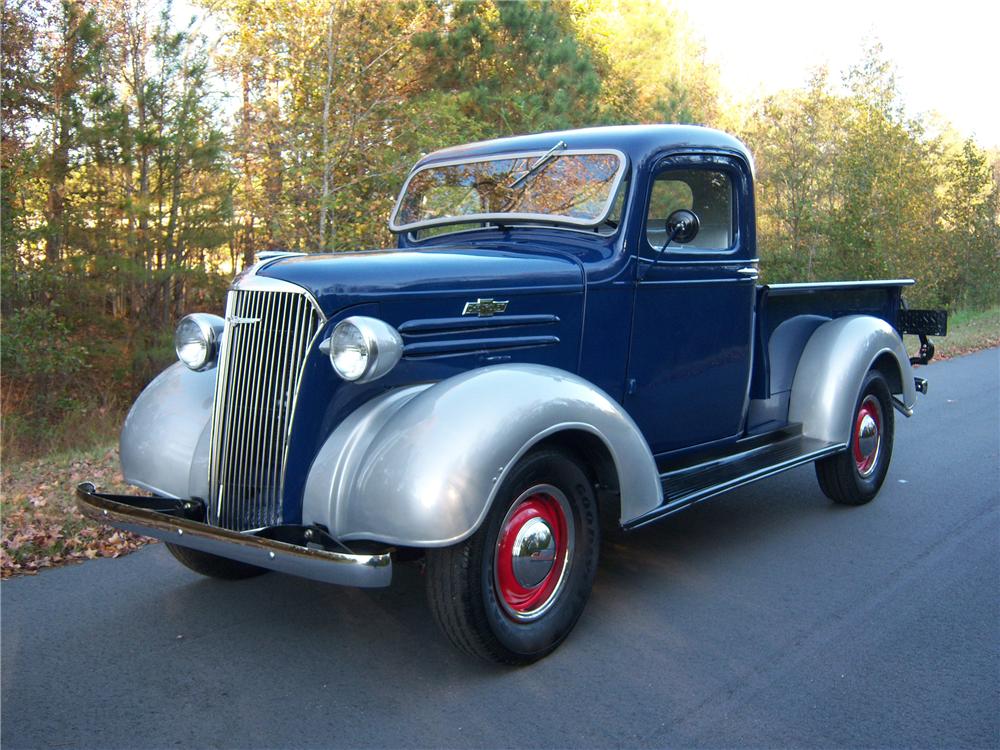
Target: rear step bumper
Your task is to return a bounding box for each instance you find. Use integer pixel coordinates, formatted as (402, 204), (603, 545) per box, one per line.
(76, 483), (392, 587)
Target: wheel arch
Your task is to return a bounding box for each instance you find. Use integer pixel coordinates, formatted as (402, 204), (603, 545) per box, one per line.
(871, 350), (905, 395)
(532, 429), (622, 527)
(301, 364), (661, 547)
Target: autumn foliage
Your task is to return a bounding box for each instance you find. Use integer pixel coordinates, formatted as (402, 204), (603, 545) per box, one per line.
(0, 448), (148, 577)
(1, 0), (997, 471)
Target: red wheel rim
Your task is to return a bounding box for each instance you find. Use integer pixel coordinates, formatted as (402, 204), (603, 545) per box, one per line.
(853, 395), (882, 477)
(494, 485), (573, 622)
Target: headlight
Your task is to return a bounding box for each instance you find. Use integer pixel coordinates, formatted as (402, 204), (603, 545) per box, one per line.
(325, 317), (403, 383)
(174, 314), (224, 371)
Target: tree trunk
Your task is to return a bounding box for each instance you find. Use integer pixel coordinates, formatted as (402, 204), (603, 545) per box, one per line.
(241, 69), (255, 269)
(45, 3), (79, 264)
(319, 4), (337, 252)
(45, 115), (68, 263)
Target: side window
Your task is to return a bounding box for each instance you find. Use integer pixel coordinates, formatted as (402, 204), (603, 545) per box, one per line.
(645, 168), (733, 251)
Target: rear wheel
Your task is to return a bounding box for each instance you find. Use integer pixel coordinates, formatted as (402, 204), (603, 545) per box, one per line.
(425, 448), (600, 664)
(815, 369), (895, 505)
(165, 543), (269, 580)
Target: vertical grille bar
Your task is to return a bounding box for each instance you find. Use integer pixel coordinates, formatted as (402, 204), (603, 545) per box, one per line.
(208, 283), (323, 531)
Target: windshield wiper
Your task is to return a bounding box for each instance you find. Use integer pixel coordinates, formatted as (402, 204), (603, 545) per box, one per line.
(506, 140), (567, 190)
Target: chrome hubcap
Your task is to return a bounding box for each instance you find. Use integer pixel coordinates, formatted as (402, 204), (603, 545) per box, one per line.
(494, 484), (574, 622)
(853, 395), (882, 478)
(510, 517), (557, 588)
(857, 414), (878, 458)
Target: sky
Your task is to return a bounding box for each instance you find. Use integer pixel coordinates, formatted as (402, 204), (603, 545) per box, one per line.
(672, 0), (999, 149)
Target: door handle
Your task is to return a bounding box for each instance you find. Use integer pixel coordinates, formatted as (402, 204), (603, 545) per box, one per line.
(737, 267), (758, 276)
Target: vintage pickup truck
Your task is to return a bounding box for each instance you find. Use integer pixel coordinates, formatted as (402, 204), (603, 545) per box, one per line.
(79, 125), (947, 664)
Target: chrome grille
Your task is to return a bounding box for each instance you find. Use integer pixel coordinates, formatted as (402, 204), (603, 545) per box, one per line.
(209, 283), (323, 530)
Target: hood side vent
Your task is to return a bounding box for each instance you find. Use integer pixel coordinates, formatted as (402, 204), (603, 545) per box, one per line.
(403, 335), (560, 360)
(399, 314), (559, 338)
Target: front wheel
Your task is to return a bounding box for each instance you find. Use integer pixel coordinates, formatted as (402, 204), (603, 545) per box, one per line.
(815, 369), (895, 505)
(425, 448), (600, 664)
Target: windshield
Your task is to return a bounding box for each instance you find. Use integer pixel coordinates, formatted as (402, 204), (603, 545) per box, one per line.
(390, 150), (627, 232)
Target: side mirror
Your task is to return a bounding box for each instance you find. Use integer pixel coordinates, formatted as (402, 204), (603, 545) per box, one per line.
(665, 209), (700, 245)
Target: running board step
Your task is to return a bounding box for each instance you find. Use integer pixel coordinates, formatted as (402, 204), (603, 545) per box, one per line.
(625, 435), (845, 530)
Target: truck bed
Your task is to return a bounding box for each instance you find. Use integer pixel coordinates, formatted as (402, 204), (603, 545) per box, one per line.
(750, 279), (916, 403)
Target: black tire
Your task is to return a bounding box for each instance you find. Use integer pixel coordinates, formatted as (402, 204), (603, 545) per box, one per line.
(815, 369), (895, 505)
(165, 543), (269, 580)
(425, 448), (600, 665)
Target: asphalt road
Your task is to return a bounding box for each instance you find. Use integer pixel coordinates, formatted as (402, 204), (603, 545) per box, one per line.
(3, 348), (998, 749)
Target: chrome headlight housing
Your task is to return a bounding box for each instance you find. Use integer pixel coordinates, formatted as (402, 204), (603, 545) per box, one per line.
(174, 313), (224, 371)
(324, 316), (403, 383)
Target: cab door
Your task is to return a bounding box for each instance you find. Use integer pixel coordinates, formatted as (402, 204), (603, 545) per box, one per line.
(624, 154), (757, 455)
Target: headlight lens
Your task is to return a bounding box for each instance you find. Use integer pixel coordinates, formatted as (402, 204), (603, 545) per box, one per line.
(327, 317), (403, 383)
(174, 314), (222, 371)
(330, 320), (370, 381)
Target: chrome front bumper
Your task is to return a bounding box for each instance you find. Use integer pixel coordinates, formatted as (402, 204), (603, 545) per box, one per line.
(76, 483), (392, 587)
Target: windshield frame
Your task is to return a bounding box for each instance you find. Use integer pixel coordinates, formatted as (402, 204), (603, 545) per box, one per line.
(388, 148), (629, 233)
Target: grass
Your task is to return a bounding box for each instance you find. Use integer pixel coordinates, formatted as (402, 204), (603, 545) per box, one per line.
(905, 306), (1000, 363)
(1, 306), (996, 578)
(1, 398), (128, 463)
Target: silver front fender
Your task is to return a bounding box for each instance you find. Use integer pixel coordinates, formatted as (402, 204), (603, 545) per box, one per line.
(789, 315), (916, 445)
(120, 362), (214, 499)
(302, 364), (662, 547)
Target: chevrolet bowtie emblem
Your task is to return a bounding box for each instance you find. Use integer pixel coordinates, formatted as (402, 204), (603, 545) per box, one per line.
(226, 315), (260, 326)
(462, 298), (509, 317)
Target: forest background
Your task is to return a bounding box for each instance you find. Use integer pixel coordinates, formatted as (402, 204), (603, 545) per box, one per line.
(2, 0), (998, 459)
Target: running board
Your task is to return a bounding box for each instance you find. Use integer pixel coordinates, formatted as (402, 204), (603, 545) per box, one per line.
(624, 435), (846, 530)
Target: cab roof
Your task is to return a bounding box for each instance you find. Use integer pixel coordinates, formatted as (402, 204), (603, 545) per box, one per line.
(411, 124), (754, 173)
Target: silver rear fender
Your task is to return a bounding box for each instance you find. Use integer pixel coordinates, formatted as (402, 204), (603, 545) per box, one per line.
(789, 315), (916, 445)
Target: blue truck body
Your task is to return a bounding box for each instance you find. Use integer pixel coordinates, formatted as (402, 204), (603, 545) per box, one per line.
(256, 126), (910, 519)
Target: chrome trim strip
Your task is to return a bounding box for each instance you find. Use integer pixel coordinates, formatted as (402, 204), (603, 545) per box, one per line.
(398, 314), (560, 336)
(402, 335), (560, 359)
(232, 272), (325, 316)
(281, 294), (324, 504)
(764, 279), (915, 294)
(208, 293), (236, 523)
(76, 483), (392, 588)
(256, 250), (306, 263)
(388, 148), (629, 232)
(234, 252), (308, 283)
(645, 257), (761, 267)
(405, 222), (621, 244)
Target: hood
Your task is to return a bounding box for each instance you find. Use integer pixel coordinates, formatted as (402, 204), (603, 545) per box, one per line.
(256, 246), (583, 317)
